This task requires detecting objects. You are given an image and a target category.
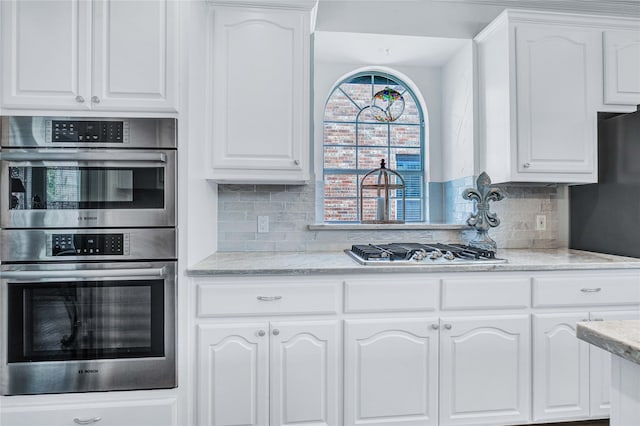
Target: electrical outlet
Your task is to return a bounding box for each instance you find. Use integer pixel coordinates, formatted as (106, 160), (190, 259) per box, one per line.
(536, 214), (546, 231)
(257, 216), (269, 233)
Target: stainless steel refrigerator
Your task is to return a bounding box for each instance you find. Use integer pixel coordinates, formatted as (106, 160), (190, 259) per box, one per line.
(570, 109), (640, 258)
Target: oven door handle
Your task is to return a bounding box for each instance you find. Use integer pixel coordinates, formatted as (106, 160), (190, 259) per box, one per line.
(0, 151), (167, 163)
(0, 267), (167, 280)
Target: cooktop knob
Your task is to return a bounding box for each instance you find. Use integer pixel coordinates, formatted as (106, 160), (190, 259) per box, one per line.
(443, 251), (455, 261)
(428, 249), (443, 259)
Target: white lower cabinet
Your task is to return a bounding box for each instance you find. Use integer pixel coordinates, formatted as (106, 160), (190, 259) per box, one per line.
(0, 397), (177, 426)
(197, 321), (339, 426)
(344, 318), (439, 426)
(533, 312), (591, 421)
(533, 310), (639, 422)
(192, 270), (640, 426)
(439, 315), (531, 426)
(344, 315), (530, 426)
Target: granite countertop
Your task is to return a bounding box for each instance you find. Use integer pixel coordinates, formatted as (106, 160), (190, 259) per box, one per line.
(577, 320), (640, 365)
(188, 248), (640, 276)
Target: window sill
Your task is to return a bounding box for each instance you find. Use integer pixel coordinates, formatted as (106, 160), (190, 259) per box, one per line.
(308, 223), (470, 231)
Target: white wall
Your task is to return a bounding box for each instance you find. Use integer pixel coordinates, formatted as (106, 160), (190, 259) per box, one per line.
(185, 1), (218, 266)
(440, 41), (475, 182)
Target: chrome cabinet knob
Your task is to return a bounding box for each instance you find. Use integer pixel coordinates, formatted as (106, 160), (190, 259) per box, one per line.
(272, 329), (280, 336)
(294, 159), (300, 165)
(91, 96), (100, 104)
(75, 95), (85, 103)
(523, 162), (531, 168)
(430, 324), (439, 330)
(257, 330), (266, 337)
(444, 324), (452, 330)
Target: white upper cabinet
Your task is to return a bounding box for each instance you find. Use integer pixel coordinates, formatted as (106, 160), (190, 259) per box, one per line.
(475, 11), (600, 184)
(1, 0), (178, 113)
(205, 0), (316, 183)
(604, 29), (640, 107)
(91, 0), (178, 112)
(1, 0), (89, 110)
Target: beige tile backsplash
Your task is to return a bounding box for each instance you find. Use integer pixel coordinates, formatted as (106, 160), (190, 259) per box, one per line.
(217, 181), (560, 252)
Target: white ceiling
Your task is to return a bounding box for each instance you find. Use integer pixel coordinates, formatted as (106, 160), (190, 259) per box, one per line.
(314, 0), (639, 66)
(315, 0), (640, 39)
(314, 31), (469, 66)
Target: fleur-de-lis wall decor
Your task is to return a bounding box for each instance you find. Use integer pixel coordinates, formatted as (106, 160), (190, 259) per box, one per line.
(463, 172), (505, 251)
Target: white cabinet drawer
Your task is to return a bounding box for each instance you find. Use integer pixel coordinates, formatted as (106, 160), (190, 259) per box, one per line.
(197, 281), (339, 317)
(0, 398), (177, 426)
(344, 278), (439, 313)
(533, 273), (640, 307)
(442, 276), (530, 310)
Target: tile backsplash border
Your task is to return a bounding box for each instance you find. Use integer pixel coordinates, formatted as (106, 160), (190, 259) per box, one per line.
(217, 179), (560, 252)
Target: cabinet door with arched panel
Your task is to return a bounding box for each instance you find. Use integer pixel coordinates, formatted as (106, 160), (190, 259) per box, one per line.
(269, 321), (339, 426)
(197, 323), (269, 426)
(344, 318), (439, 426)
(533, 313), (591, 422)
(439, 315), (531, 426)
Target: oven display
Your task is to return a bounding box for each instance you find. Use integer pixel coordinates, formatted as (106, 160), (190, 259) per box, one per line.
(49, 120), (126, 143)
(51, 233), (130, 256)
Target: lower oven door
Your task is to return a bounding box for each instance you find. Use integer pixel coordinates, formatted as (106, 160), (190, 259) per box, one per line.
(0, 261), (176, 395)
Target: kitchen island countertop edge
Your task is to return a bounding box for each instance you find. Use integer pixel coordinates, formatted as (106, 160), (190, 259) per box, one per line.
(577, 320), (640, 365)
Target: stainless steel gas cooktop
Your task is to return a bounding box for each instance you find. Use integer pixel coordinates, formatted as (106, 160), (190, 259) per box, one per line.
(345, 243), (507, 265)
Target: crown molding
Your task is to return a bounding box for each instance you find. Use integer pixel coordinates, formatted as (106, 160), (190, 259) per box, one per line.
(433, 0), (640, 17)
(206, 0), (318, 12)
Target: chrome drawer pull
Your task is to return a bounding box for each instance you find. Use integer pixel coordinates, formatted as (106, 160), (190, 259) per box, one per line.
(256, 296), (282, 301)
(580, 288), (602, 293)
(74, 417), (102, 425)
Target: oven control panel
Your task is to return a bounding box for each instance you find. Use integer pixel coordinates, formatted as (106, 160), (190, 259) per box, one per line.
(46, 120), (129, 143)
(48, 233), (130, 256)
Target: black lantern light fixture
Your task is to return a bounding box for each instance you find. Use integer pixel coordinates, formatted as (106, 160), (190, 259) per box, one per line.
(359, 159), (406, 224)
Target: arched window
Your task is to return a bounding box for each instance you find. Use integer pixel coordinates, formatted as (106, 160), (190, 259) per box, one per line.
(322, 71), (425, 222)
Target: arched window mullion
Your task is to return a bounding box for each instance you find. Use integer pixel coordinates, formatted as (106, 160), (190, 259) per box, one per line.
(338, 87), (364, 112)
(323, 70), (425, 223)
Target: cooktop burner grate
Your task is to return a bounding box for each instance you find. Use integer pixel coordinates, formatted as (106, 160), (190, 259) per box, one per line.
(346, 242), (504, 265)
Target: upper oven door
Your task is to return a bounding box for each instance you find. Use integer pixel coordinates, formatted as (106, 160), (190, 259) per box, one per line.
(0, 149), (176, 228)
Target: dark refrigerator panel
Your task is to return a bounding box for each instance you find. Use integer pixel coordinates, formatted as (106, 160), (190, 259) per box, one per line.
(570, 110), (640, 258)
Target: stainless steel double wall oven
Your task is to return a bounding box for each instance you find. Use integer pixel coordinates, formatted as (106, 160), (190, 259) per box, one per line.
(0, 117), (178, 395)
